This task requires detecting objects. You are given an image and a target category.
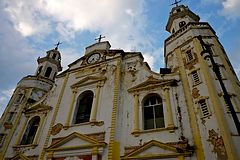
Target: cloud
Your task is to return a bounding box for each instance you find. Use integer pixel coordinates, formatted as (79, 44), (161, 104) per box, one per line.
(0, 0), (167, 116)
(221, 0), (240, 19)
(0, 88), (14, 117)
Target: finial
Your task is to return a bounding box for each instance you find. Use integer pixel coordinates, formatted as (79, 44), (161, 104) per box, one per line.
(54, 41), (62, 50)
(95, 35), (106, 43)
(171, 0), (182, 7)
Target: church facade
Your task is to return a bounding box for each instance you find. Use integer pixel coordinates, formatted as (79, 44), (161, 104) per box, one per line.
(0, 5), (239, 160)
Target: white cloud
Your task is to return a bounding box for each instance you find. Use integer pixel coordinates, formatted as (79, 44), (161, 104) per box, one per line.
(4, 0), (51, 37)
(0, 88), (14, 117)
(3, 0), (162, 67)
(221, 0), (240, 19)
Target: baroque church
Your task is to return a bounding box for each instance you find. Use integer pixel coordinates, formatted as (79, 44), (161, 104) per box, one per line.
(0, 4), (240, 160)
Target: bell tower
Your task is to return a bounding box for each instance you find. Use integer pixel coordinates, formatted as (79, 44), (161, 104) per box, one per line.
(0, 46), (63, 159)
(36, 47), (62, 80)
(164, 4), (240, 160)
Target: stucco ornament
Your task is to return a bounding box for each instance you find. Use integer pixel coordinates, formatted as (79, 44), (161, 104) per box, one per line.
(192, 87), (200, 99)
(51, 123), (63, 135)
(207, 129), (228, 160)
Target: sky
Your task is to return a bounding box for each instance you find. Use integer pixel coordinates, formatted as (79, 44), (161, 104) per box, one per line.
(0, 0), (240, 117)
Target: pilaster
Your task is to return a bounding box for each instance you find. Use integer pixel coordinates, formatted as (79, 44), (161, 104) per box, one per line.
(175, 47), (205, 160)
(193, 37), (238, 160)
(108, 60), (121, 160)
(133, 93), (140, 133)
(163, 87), (174, 128)
(90, 84), (101, 122)
(65, 88), (77, 127)
(39, 72), (69, 160)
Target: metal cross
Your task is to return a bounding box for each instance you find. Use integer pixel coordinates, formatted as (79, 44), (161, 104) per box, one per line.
(54, 41), (62, 50)
(171, 0), (182, 7)
(95, 35), (106, 43)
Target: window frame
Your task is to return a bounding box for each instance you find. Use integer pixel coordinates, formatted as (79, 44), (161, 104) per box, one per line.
(198, 98), (211, 118)
(73, 90), (94, 125)
(185, 50), (195, 62)
(20, 116), (41, 145)
(45, 67), (52, 78)
(191, 70), (201, 86)
(142, 93), (165, 130)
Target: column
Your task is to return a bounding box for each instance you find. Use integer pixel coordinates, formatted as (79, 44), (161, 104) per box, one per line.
(133, 93), (140, 133)
(65, 88), (77, 127)
(163, 87), (174, 128)
(90, 84), (101, 122)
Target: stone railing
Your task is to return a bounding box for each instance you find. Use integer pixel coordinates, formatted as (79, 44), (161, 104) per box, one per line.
(165, 22), (215, 44)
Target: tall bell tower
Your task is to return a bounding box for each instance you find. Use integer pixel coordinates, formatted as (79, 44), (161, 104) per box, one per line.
(0, 46), (62, 158)
(164, 4), (240, 160)
(36, 47), (62, 80)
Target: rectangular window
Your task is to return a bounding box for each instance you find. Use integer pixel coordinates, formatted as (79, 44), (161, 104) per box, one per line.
(199, 99), (211, 118)
(192, 71), (201, 85)
(224, 96), (239, 112)
(186, 50), (194, 62)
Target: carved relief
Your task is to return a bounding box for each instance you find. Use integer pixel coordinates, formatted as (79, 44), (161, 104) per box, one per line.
(192, 88), (200, 99)
(110, 65), (117, 75)
(126, 61), (138, 81)
(51, 123), (63, 135)
(207, 129), (227, 160)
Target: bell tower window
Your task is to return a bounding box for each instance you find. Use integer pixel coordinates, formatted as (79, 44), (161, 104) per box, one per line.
(37, 66), (43, 76)
(179, 21), (186, 28)
(45, 67), (52, 78)
(20, 116), (40, 145)
(52, 53), (57, 60)
(74, 90), (94, 124)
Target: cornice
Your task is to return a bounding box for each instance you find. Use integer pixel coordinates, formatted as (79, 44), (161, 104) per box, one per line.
(128, 76), (177, 93)
(71, 76), (107, 89)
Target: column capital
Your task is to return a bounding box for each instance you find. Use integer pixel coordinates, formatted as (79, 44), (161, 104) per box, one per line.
(72, 88), (77, 93)
(133, 92), (139, 96)
(163, 86), (170, 91)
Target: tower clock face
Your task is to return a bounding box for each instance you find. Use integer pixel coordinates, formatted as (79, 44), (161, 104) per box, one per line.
(87, 53), (100, 64)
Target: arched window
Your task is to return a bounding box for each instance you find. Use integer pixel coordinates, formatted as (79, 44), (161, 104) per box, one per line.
(20, 116), (40, 145)
(74, 91), (94, 124)
(45, 67), (52, 78)
(37, 66), (43, 76)
(179, 21), (186, 28)
(52, 53), (57, 59)
(143, 94), (164, 130)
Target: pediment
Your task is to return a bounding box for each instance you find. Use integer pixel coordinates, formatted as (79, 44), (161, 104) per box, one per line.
(128, 76), (176, 93)
(11, 154), (31, 160)
(47, 132), (106, 152)
(25, 103), (52, 114)
(71, 76), (107, 89)
(122, 140), (192, 159)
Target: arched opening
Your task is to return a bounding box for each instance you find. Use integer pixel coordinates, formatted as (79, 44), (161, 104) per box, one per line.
(179, 21), (186, 28)
(37, 66), (43, 76)
(20, 116), (40, 145)
(74, 90), (94, 124)
(45, 67), (52, 78)
(142, 93), (164, 130)
(52, 53), (57, 60)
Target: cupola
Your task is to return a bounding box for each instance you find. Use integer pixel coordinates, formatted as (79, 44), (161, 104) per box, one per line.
(166, 5), (200, 34)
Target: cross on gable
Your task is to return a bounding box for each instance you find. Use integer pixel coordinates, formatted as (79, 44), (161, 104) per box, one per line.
(54, 41), (62, 50)
(171, 0), (182, 7)
(95, 35), (106, 43)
